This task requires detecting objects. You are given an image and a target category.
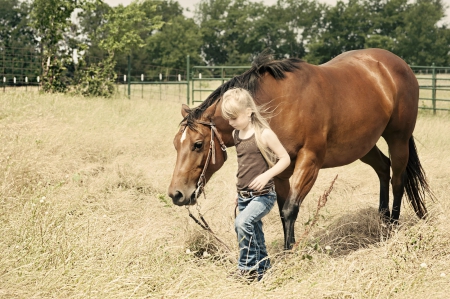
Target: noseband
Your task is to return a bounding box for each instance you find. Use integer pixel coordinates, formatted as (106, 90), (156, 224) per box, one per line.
(180, 120), (228, 200)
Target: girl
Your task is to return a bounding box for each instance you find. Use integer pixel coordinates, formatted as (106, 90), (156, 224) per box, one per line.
(221, 88), (290, 281)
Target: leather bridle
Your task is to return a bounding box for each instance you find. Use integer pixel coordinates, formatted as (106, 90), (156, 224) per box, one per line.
(180, 120), (228, 201)
(179, 120), (232, 253)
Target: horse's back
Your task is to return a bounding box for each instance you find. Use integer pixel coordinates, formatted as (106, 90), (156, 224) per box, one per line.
(261, 49), (419, 168)
(326, 49), (419, 140)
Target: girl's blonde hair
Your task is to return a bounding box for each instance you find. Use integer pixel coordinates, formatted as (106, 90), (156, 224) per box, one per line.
(221, 88), (276, 167)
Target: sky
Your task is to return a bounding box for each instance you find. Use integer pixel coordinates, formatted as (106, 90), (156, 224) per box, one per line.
(104, 0), (450, 26)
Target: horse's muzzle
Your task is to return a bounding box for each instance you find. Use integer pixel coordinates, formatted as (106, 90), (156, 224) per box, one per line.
(168, 190), (197, 206)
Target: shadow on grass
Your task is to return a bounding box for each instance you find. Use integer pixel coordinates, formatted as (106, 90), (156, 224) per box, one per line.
(312, 207), (392, 256)
(270, 207), (421, 257)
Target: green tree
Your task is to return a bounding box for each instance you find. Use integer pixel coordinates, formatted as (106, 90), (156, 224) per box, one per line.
(195, 0), (264, 65)
(146, 15), (203, 70)
(305, 0), (450, 65)
(125, 0), (196, 78)
(77, 0), (112, 60)
(261, 0), (325, 59)
(30, 0), (83, 92)
(75, 0), (164, 96)
(197, 0), (325, 65)
(0, 0), (35, 49)
(0, 0), (40, 83)
(305, 0), (371, 64)
(394, 0), (450, 65)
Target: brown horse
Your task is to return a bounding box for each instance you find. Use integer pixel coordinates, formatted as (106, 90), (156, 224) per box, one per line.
(168, 48), (434, 250)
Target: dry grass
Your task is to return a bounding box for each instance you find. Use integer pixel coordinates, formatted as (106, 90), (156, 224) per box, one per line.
(0, 91), (449, 298)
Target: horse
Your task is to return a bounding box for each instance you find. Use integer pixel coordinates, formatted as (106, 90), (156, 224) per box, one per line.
(167, 48), (434, 250)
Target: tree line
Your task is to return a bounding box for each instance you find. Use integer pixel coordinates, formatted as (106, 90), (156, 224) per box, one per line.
(1, 0), (449, 96)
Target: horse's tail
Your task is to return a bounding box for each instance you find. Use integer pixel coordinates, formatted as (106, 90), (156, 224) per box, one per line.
(404, 136), (435, 218)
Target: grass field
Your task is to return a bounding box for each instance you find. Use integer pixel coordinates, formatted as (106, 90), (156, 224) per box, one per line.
(1, 92), (449, 298)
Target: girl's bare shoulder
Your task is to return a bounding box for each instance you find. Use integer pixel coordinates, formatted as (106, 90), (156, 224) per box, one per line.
(261, 128), (280, 146)
(261, 128), (277, 139)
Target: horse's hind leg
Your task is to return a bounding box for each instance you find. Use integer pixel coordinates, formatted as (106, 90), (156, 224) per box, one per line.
(384, 137), (410, 221)
(360, 145), (391, 219)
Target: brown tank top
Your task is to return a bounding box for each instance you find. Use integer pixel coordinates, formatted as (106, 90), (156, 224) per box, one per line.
(234, 130), (274, 191)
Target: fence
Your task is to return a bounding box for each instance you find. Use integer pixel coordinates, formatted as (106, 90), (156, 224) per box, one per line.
(1, 47), (42, 91)
(120, 59), (450, 112)
(410, 65), (450, 114)
(114, 56), (252, 104)
(1, 48), (450, 112)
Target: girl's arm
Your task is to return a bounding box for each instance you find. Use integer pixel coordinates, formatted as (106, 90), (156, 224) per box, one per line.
(248, 129), (290, 191)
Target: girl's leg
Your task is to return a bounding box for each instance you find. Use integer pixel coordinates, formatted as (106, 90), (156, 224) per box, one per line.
(254, 219), (270, 274)
(235, 192), (276, 272)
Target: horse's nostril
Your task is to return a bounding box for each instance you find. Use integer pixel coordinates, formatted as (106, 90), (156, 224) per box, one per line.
(170, 190), (184, 203)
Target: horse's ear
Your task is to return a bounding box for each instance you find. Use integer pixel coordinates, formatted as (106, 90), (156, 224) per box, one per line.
(181, 104), (190, 118)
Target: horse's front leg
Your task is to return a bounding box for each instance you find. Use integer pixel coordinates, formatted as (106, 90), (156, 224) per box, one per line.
(282, 149), (323, 250)
(274, 176), (291, 247)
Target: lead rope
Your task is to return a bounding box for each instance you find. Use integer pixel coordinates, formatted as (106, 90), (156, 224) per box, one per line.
(186, 202), (232, 252)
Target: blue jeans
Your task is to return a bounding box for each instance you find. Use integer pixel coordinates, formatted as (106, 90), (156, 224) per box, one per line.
(235, 190), (276, 274)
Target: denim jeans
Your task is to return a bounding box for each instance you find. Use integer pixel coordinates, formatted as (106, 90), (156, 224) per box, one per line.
(235, 190), (276, 274)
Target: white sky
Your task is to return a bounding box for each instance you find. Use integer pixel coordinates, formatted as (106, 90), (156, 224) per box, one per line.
(104, 0), (449, 26)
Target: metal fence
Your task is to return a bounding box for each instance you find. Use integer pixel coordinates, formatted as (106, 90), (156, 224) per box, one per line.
(2, 47), (450, 113)
(117, 56), (251, 104)
(1, 47), (41, 91)
(410, 65), (450, 113)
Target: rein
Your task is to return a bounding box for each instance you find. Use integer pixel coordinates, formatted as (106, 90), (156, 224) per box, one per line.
(181, 120), (231, 252)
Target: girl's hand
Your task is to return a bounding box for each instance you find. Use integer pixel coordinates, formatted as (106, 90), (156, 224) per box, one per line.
(249, 173), (271, 191)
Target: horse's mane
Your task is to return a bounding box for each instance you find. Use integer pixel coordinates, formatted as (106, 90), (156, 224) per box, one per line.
(182, 51), (303, 129)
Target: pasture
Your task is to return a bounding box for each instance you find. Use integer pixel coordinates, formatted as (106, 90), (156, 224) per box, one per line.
(1, 92), (449, 298)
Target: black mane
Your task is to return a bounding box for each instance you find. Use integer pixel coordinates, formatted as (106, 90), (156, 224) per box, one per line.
(182, 51), (303, 129)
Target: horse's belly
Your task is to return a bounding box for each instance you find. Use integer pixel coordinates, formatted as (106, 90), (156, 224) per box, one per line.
(321, 121), (387, 168)
(322, 143), (374, 168)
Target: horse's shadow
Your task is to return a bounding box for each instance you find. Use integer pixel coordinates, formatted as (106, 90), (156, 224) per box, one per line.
(271, 207), (418, 257)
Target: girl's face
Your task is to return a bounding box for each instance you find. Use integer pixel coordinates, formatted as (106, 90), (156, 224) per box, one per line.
(227, 107), (252, 131)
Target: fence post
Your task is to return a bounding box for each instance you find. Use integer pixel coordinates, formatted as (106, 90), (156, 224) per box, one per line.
(186, 55), (190, 105)
(127, 55), (131, 99)
(141, 74), (144, 99)
(431, 63), (436, 114)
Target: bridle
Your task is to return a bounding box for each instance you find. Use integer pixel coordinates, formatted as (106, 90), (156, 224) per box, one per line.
(179, 119), (231, 252)
(180, 120), (228, 201)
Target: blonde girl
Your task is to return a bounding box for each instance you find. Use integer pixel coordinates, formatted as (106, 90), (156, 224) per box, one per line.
(221, 88), (290, 281)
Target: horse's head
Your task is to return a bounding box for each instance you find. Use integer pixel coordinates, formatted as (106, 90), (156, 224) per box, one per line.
(168, 103), (230, 206)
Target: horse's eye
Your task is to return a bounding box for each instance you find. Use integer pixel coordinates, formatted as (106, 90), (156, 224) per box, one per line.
(193, 142), (203, 151)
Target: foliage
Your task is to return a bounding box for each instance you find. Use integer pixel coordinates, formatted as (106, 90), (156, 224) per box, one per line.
(75, 0), (165, 97)
(114, 0), (197, 79)
(394, 0), (450, 65)
(2, 0), (450, 93)
(98, 0), (163, 57)
(29, 0), (83, 93)
(306, 0), (376, 64)
(196, 0), (269, 65)
(77, 0), (112, 59)
(145, 15), (203, 70)
(0, 0), (35, 49)
(73, 56), (116, 97)
(305, 0), (450, 65)
(0, 0), (40, 84)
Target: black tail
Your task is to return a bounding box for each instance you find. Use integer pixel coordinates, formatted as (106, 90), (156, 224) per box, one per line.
(404, 136), (435, 218)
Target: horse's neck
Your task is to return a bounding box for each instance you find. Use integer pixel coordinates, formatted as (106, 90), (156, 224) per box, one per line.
(211, 114), (235, 147)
